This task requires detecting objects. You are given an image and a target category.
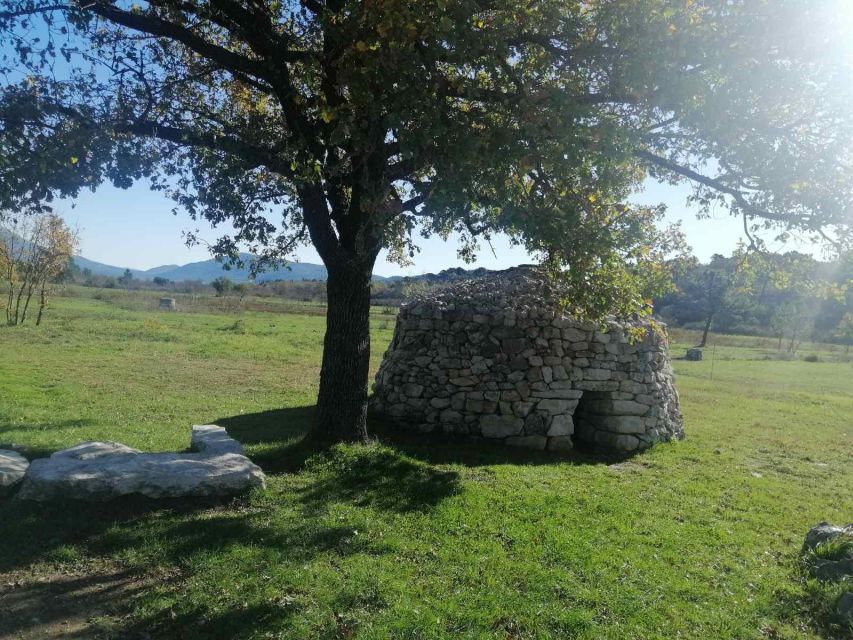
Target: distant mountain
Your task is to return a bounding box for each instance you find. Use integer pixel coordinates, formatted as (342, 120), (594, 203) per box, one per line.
(72, 255), (132, 279)
(143, 264), (181, 277)
(71, 253), (377, 283)
(71, 252), (518, 285)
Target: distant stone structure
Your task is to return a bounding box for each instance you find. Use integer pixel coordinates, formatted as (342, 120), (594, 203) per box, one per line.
(159, 297), (177, 311)
(372, 267), (684, 453)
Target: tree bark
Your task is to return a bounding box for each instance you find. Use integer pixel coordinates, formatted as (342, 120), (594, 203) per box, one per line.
(311, 261), (374, 444)
(699, 312), (714, 347)
(36, 279), (47, 326)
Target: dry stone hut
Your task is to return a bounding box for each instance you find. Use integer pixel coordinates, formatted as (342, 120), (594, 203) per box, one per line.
(371, 267), (684, 453)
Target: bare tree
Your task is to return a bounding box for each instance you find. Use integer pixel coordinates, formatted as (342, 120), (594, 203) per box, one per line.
(1, 213), (78, 326)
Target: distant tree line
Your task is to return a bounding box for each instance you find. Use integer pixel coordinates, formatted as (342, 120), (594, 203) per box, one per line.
(48, 249), (853, 352)
(655, 251), (853, 351)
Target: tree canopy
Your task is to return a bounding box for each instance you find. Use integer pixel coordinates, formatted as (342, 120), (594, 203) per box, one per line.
(2, 0), (852, 440)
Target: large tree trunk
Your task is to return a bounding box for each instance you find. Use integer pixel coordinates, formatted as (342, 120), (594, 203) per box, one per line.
(311, 261), (374, 444)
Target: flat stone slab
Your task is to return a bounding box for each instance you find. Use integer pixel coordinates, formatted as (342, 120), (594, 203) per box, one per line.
(16, 427), (265, 502)
(53, 441), (142, 459)
(0, 450), (29, 495)
(191, 424), (244, 455)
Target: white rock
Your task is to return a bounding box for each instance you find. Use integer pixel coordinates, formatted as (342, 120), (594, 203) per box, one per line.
(0, 450), (29, 495)
(17, 428), (265, 502)
(480, 415), (524, 438)
(191, 425), (245, 455)
(547, 415), (574, 437)
(53, 441), (141, 459)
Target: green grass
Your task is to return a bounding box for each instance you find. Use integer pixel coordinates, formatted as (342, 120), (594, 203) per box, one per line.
(0, 291), (851, 639)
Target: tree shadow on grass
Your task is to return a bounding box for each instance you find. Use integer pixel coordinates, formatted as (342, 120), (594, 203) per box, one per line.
(217, 404), (636, 472)
(0, 566), (152, 640)
(219, 405), (463, 513)
(0, 491), (398, 638)
(295, 443), (461, 515)
(216, 404), (318, 474)
(0, 408), (464, 639)
(0, 404), (626, 639)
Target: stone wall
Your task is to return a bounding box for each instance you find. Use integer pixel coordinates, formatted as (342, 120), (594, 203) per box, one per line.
(371, 268), (684, 453)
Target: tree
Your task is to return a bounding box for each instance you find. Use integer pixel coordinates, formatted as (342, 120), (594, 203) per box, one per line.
(667, 254), (742, 347)
(211, 276), (234, 297)
(152, 276), (171, 287)
(1, 1), (852, 443)
(836, 313), (853, 354)
(1, 213), (77, 325)
(118, 268), (134, 287)
(757, 252), (835, 352)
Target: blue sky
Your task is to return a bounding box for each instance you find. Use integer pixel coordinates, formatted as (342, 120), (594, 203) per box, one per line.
(56, 177), (794, 277)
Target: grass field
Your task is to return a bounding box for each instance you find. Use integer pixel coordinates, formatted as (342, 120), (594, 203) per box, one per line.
(0, 290), (851, 639)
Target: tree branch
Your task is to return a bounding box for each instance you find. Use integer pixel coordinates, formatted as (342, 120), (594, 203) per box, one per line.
(634, 149), (794, 224)
(0, 4), (69, 20)
(83, 1), (283, 80)
(117, 119), (295, 179)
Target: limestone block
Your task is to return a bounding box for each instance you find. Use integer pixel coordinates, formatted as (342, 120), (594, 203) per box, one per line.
(524, 413), (548, 435)
(17, 431), (265, 502)
(0, 450), (29, 495)
(430, 397), (451, 409)
(191, 425), (244, 455)
(480, 415), (524, 438)
(590, 415), (646, 434)
(547, 415), (574, 437)
(512, 401), (534, 417)
(536, 398), (580, 415)
(593, 431), (641, 452)
(402, 383), (425, 398)
(562, 328), (587, 342)
(582, 398), (650, 417)
(531, 389), (583, 400)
